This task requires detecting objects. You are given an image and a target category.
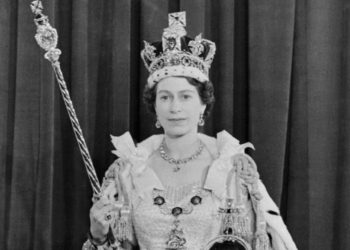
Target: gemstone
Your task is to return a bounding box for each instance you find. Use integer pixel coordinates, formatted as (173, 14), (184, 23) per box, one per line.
(153, 196), (165, 206)
(172, 207), (183, 216)
(190, 195), (202, 205)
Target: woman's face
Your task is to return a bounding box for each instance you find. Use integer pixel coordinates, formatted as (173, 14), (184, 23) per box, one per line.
(155, 77), (206, 138)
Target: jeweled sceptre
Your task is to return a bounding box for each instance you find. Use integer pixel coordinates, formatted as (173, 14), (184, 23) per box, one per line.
(30, 0), (101, 195)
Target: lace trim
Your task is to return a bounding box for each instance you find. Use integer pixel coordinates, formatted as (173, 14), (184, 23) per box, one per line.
(162, 181), (202, 204)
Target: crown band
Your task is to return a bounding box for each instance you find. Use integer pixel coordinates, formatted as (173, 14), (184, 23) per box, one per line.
(149, 51), (207, 75)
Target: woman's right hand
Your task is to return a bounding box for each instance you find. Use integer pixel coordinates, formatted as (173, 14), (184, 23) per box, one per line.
(89, 196), (114, 241)
(88, 159), (132, 242)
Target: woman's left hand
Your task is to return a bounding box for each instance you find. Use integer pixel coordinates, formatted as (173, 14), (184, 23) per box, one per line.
(232, 153), (259, 184)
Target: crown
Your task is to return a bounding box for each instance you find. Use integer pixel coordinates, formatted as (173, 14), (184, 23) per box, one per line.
(141, 12), (216, 87)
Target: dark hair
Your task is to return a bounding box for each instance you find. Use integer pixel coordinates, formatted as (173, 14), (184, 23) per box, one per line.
(142, 77), (215, 120)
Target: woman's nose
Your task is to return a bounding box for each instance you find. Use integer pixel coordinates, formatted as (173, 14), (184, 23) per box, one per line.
(170, 98), (181, 113)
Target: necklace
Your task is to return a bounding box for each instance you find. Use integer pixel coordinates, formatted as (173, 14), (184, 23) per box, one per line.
(159, 138), (204, 172)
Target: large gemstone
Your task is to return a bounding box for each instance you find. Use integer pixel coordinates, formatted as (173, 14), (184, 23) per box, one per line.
(190, 195), (202, 205)
(153, 196), (165, 206)
(172, 207), (183, 216)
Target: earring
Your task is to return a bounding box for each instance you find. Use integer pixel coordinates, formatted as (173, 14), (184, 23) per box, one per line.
(198, 113), (205, 126)
(155, 119), (162, 128)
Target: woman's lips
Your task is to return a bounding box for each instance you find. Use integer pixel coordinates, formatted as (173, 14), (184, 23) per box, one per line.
(168, 118), (187, 124)
(168, 118), (186, 121)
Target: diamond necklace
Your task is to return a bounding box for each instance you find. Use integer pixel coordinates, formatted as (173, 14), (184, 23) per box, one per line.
(159, 138), (204, 172)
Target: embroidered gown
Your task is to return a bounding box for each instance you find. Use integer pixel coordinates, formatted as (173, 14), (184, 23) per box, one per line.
(97, 131), (297, 250)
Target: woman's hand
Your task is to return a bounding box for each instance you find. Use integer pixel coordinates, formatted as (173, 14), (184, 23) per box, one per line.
(88, 159), (132, 242)
(232, 153), (259, 184)
(89, 196), (114, 242)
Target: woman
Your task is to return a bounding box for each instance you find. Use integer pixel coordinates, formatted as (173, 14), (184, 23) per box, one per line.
(83, 12), (297, 250)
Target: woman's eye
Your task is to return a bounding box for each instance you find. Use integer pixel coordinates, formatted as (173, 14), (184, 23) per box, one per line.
(182, 95), (192, 100)
(160, 95), (169, 101)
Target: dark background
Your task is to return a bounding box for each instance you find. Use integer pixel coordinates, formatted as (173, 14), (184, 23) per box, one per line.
(1, 0), (350, 249)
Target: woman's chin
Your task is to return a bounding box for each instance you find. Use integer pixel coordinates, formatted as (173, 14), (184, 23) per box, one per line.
(164, 127), (191, 138)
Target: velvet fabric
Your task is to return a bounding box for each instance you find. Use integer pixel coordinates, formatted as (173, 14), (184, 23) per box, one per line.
(1, 0), (349, 249)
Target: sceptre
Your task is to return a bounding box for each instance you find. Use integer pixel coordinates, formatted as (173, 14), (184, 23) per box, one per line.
(30, 0), (101, 195)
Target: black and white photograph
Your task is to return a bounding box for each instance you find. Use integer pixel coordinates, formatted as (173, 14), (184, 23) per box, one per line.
(0, 0), (349, 249)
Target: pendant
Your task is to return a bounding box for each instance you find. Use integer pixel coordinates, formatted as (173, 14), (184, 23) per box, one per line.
(173, 164), (180, 172)
(166, 219), (187, 249)
(220, 200), (252, 238)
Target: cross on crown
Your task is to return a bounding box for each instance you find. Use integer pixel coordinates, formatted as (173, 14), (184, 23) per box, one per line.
(168, 12), (186, 27)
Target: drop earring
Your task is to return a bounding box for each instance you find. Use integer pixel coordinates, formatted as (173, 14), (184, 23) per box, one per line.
(198, 113), (205, 126)
(155, 119), (162, 128)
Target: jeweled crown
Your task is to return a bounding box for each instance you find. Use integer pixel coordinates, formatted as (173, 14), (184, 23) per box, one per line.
(141, 12), (216, 87)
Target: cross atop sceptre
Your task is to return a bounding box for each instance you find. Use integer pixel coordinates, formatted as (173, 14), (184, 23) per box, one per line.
(30, 0), (43, 15)
(168, 12), (186, 27)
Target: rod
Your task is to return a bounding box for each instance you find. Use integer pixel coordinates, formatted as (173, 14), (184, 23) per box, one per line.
(30, 0), (101, 195)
